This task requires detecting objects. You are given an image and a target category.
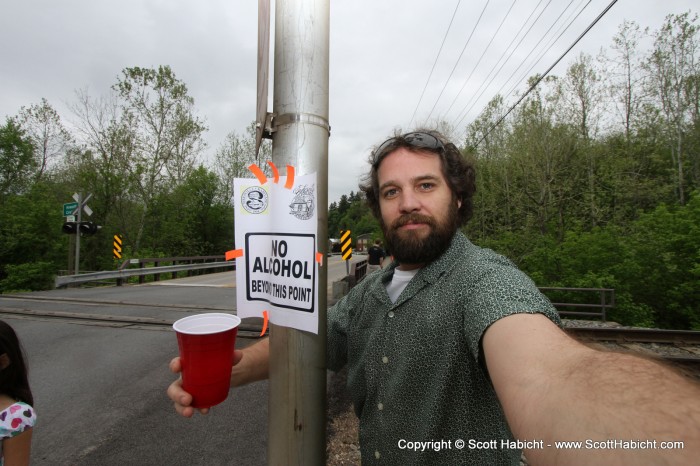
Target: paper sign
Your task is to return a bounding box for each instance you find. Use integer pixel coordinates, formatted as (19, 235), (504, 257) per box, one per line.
(233, 171), (319, 334)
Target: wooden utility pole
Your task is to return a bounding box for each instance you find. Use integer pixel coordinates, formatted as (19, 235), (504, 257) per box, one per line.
(266, 0), (330, 464)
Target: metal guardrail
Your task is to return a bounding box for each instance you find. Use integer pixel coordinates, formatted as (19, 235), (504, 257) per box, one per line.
(55, 260), (235, 288)
(538, 287), (615, 321)
(118, 255), (229, 285)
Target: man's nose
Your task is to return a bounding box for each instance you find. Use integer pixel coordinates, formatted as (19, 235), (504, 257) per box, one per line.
(399, 191), (420, 213)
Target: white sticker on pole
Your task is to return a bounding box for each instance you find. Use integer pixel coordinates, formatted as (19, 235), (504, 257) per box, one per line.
(232, 166), (319, 334)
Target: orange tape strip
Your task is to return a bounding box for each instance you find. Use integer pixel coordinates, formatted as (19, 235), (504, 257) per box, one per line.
(284, 165), (295, 189)
(248, 164), (267, 185)
(225, 249), (244, 261)
(260, 310), (269, 337)
(267, 161), (280, 184)
(316, 252), (323, 265)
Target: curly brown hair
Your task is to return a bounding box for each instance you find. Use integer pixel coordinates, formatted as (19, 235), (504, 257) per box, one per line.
(359, 130), (476, 226)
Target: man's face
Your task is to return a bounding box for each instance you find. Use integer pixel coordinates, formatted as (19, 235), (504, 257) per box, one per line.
(377, 148), (460, 269)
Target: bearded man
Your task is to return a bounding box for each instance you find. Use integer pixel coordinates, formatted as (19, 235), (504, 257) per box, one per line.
(169, 130), (700, 466)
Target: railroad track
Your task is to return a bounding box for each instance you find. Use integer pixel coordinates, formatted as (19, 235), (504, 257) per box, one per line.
(566, 326), (700, 375)
(566, 326), (700, 345)
(0, 295), (265, 338)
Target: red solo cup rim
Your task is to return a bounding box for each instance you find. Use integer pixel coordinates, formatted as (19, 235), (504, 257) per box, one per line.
(172, 313), (241, 335)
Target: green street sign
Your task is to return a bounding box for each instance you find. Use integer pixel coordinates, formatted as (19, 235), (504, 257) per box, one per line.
(63, 202), (79, 216)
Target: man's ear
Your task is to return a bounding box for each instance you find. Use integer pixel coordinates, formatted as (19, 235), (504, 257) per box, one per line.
(0, 353), (10, 370)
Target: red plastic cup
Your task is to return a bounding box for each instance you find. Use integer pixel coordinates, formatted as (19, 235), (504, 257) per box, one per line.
(173, 313), (241, 409)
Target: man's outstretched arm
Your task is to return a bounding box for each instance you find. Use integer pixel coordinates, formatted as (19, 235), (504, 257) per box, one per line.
(484, 312), (700, 466)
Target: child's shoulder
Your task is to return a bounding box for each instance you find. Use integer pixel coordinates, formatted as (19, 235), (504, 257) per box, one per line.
(0, 399), (36, 438)
(0, 394), (15, 412)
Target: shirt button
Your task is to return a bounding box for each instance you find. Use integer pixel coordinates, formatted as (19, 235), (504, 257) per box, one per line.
(377, 402), (384, 410)
(375, 451), (381, 459)
(382, 356), (389, 364)
(388, 311), (395, 318)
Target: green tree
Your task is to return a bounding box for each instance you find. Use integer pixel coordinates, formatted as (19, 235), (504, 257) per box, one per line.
(17, 98), (72, 180)
(69, 89), (136, 257)
(214, 122), (271, 203)
(148, 166), (233, 255)
(328, 191), (380, 242)
(113, 65), (207, 252)
(646, 12), (700, 204)
(623, 194), (700, 328)
(0, 118), (36, 201)
(604, 20), (648, 145)
(0, 181), (65, 291)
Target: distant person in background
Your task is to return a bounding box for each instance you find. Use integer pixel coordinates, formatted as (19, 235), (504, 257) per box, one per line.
(367, 239), (386, 273)
(0, 321), (36, 466)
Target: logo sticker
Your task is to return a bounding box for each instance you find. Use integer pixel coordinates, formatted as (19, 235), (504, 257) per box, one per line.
(242, 186), (269, 214)
(289, 185), (315, 220)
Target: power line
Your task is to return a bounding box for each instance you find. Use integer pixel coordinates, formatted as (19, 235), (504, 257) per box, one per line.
(408, 0), (463, 129)
(500, 0), (590, 103)
(440, 0), (518, 121)
(472, 0), (619, 148)
(423, 0), (490, 124)
(453, 0), (553, 128)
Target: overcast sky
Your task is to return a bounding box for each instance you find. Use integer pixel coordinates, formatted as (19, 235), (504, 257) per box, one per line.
(1, 1), (696, 205)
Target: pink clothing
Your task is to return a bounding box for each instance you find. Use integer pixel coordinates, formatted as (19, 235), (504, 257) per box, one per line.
(0, 402), (36, 465)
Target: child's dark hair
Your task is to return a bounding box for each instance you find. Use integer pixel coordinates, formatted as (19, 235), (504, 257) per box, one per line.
(0, 321), (33, 405)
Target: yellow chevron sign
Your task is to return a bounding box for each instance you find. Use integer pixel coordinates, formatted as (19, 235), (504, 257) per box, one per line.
(113, 234), (123, 259)
(340, 229), (352, 261)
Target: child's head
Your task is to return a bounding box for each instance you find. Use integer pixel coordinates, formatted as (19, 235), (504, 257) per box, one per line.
(0, 320), (33, 405)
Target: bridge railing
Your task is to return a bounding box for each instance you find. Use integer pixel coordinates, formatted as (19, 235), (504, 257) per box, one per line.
(351, 258), (368, 283)
(538, 287), (615, 321)
(55, 256), (235, 288)
(118, 255), (232, 285)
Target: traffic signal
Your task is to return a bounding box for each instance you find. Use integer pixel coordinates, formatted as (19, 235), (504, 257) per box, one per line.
(79, 221), (100, 235)
(62, 222), (78, 234)
(62, 221), (101, 235)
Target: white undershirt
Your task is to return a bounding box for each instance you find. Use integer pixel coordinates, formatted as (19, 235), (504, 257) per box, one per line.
(385, 268), (420, 303)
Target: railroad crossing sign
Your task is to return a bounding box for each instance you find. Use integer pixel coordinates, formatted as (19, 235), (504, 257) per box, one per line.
(63, 194), (93, 218)
(72, 192), (93, 217)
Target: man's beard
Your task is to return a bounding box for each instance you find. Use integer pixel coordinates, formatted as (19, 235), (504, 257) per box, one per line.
(382, 203), (459, 266)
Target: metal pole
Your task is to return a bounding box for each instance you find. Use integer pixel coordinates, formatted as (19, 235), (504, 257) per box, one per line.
(268, 0), (329, 464)
(74, 192), (82, 275)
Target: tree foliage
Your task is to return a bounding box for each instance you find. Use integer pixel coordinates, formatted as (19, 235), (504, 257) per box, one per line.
(328, 191), (381, 241)
(17, 98), (72, 181)
(464, 12), (700, 329)
(0, 118), (36, 200)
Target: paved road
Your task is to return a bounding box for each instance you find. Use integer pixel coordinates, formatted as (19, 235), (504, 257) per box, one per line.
(0, 255), (364, 466)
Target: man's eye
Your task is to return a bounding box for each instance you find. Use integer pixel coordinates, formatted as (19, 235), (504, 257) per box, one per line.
(383, 189), (398, 198)
(420, 183), (434, 190)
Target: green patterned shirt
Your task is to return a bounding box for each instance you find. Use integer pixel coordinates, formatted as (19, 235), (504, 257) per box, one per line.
(327, 232), (560, 465)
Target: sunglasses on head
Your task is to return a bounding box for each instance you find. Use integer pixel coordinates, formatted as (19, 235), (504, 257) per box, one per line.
(373, 131), (445, 157)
